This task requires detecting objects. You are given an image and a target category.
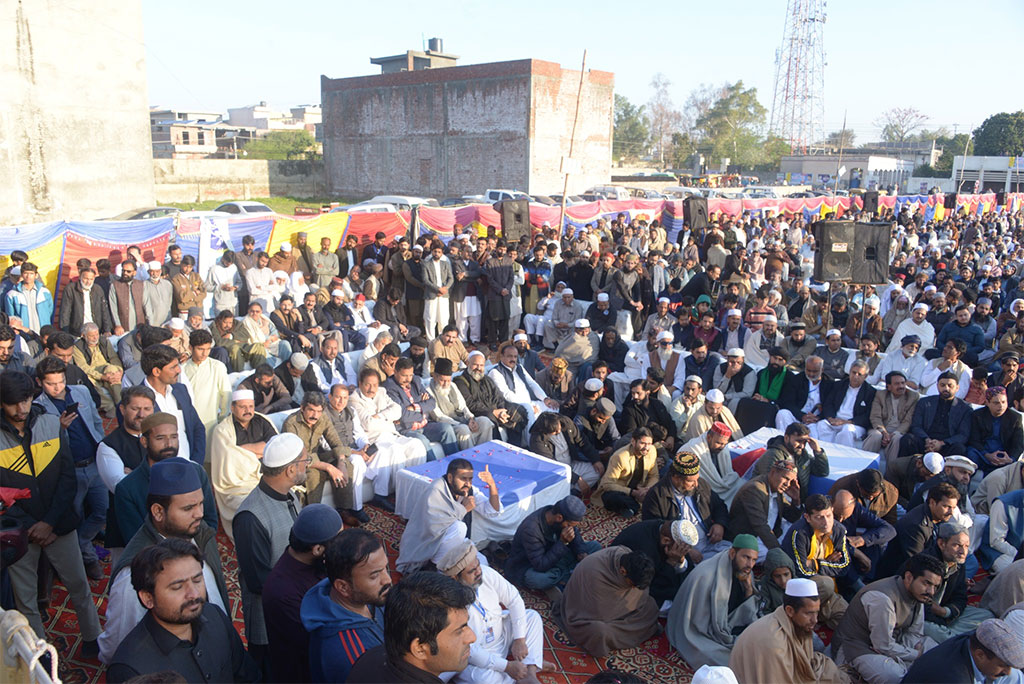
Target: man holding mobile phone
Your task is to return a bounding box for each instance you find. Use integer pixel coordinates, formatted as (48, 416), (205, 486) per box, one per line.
(32, 356), (108, 580)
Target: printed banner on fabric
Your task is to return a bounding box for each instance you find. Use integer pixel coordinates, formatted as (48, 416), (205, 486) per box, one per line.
(59, 230), (170, 306)
(0, 235), (66, 300)
(267, 212), (350, 257)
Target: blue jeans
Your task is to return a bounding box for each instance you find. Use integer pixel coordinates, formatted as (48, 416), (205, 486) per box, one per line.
(74, 461), (108, 564)
(522, 540), (602, 590)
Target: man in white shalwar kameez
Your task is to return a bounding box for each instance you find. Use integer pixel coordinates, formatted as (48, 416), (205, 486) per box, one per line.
(208, 390), (278, 540)
(439, 540), (549, 684)
(487, 342), (559, 432)
(885, 303), (936, 354)
(182, 331), (232, 438)
(396, 458), (501, 574)
(245, 251), (276, 313)
(335, 378), (427, 512)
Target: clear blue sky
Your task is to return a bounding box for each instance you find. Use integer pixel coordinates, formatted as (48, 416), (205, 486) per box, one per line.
(142, 0), (1023, 143)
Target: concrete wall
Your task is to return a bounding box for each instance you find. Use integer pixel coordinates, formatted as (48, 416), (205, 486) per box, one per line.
(0, 1), (154, 224)
(321, 59), (614, 199)
(529, 62), (614, 195)
(153, 159), (326, 203)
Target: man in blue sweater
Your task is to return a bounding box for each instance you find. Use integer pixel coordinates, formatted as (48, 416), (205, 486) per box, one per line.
(301, 529), (391, 683)
(934, 305), (985, 364)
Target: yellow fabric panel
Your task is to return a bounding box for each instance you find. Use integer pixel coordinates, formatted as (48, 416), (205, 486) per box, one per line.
(266, 213), (350, 256)
(0, 235), (65, 296)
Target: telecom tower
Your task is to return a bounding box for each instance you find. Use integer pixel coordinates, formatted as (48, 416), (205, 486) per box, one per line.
(768, 0), (827, 155)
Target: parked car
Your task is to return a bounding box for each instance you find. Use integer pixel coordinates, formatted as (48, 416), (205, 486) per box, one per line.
(549, 194), (586, 205)
(739, 186), (783, 199)
(103, 207), (180, 221)
(367, 195), (438, 211)
(484, 189), (531, 203)
(627, 188), (667, 199)
(662, 186), (704, 199)
(213, 201), (274, 215)
(530, 194), (557, 205)
(330, 203), (396, 214)
(583, 185), (631, 200)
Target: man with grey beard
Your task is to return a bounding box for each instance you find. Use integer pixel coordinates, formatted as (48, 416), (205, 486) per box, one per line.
(453, 350), (528, 446)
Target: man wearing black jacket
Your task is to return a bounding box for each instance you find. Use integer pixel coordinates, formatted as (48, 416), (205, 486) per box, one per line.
(612, 519), (695, 605)
(60, 267), (112, 334)
(641, 452), (729, 564)
(876, 482), (959, 578)
(900, 371), (973, 458)
(775, 354), (833, 432)
(811, 358), (875, 446)
(920, 522), (990, 643)
(618, 378), (678, 450)
(1, 370), (101, 649)
(528, 412), (602, 496)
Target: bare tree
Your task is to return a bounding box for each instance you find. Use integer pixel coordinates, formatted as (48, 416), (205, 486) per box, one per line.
(875, 107), (929, 144)
(648, 73), (684, 166)
(683, 82), (730, 141)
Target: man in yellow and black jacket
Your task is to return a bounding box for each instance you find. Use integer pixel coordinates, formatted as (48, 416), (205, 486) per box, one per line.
(0, 370), (101, 654)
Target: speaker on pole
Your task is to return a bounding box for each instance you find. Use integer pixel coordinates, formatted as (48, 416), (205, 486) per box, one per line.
(494, 199), (531, 243)
(684, 197), (709, 232)
(851, 222), (892, 285)
(813, 221), (855, 282)
(862, 191), (879, 214)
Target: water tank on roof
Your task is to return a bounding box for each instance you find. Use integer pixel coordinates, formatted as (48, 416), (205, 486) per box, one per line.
(428, 37), (443, 53)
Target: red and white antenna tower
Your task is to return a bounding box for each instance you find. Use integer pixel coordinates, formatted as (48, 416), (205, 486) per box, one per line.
(768, 0), (827, 155)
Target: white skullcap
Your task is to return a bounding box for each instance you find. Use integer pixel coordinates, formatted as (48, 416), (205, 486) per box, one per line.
(785, 577), (819, 598)
(262, 432), (305, 468)
(944, 455), (977, 474)
(273, 270), (289, 280)
(705, 389), (725, 403)
(148, 261), (162, 271)
(922, 452), (945, 475)
(467, 350), (485, 361)
(763, 314), (778, 323)
(331, 289), (344, 297)
(924, 284), (937, 293)
(584, 378), (604, 392)
(542, 221), (551, 227)
(658, 296), (671, 304)
(864, 296), (880, 309)
(726, 308), (742, 318)
(412, 244), (423, 251)
(575, 318), (590, 328)
(289, 352), (310, 371)
(169, 317), (185, 330)
(726, 347), (744, 357)
(657, 331), (674, 342)
(281, 242), (292, 252)
(562, 288), (574, 296)
(597, 293), (609, 302)
(691, 665), (739, 684)
(580, 251), (591, 257)
(913, 303), (929, 312)
(513, 333), (528, 342)
(685, 374), (703, 385)
(671, 520), (699, 546)
(826, 328), (842, 338)
(231, 389), (255, 403)
(458, 234), (470, 241)
(10, 266), (21, 276)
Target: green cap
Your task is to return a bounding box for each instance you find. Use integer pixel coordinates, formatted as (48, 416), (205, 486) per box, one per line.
(732, 534), (759, 551)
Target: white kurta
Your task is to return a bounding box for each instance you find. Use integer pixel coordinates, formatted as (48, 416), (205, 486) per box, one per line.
(456, 566), (545, 684)
(885, 317), (936, 354)
(348, 389), (429, 507)
(487, 364), (549, 430)
(208, 414), (272, 540)
(183, 357), (232, 435)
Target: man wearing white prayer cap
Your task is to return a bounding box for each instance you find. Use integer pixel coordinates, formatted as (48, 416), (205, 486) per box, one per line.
(719, 307), (750, 353)
(743, 312), (784, 368)
(886, 300), (936, 354)
(730, 576), (845, 683)
(543, 285), (583, 349)
(554, 317), (600, 376)
(142, 257), (174, 327)
(640, 295), (675, 339)
(691, 665), (739, 684)
(208, 386), (279, 539)
(611, 518), (700, 607)
(709, 348), (756, 414)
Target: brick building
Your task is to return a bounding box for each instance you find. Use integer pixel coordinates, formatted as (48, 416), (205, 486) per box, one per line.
(320, 58), (614, 199)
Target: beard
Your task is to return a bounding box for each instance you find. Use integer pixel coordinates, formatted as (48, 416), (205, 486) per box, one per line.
(657, 347), (673, 362)
(155, 595), (206, 625)
(468, 369), (485, 381)
(150, 447), (179, 462)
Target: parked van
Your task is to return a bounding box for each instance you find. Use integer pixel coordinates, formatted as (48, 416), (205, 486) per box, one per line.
(330, 203), (396, 214)
(484, 189), (531, 203)
(367, 196), (437, 211)
(584, 185), (631, 201)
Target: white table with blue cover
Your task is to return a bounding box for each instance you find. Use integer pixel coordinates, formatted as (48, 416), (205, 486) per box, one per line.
(394, 440), (572, 546)
(727, 426), (881, 496)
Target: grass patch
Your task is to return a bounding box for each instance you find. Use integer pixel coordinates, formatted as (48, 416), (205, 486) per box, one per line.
(166, 196), (361, 215)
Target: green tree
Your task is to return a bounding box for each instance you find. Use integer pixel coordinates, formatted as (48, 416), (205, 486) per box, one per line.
(613, 94), (650, 161)
(243, 130), (319, 160)
(933, 133), (973, 174)
(666, 131), (697, 169)
(695, 81), (768, 168)
(759, 135), (793, 169)
(972, 111), (1024, 156)
(825, 129), (856, 149)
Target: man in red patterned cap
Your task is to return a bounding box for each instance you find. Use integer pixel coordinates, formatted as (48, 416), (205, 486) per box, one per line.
(679, 420), (745, 506)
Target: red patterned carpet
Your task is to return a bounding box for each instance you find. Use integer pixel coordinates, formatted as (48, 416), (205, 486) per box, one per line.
(41, 501), (696, 684)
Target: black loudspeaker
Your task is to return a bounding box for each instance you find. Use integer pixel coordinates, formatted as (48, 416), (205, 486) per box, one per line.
(944, 193), (957, 209)
(813, 221), (855, 281)
(996, 191), (1007, 208)
(684, 197), (709, 231)
(851, 222), (892, 285)
(862, 191), (879, 214)
(494, 199), (531, 242)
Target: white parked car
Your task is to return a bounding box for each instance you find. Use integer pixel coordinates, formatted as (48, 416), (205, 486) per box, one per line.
(213, 201), (274, 215)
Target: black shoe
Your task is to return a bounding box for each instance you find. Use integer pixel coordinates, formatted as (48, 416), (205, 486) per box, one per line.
(350, 508), (371, 524)
(369, 496), (395, 513)
(81, 639), (99, 659)
(85, 560), (104, 581)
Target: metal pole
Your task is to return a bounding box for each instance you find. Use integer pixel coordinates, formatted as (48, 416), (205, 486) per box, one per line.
(559, 50), (587, 240)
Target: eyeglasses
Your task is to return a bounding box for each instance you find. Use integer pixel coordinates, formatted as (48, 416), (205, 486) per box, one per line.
(299, 457), (313, 466)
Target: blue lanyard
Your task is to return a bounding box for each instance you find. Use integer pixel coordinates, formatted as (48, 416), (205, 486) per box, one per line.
(472, 601), (487, 620)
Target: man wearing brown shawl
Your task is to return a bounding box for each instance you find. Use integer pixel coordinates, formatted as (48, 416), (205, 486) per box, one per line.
(557, 546), (659, 657)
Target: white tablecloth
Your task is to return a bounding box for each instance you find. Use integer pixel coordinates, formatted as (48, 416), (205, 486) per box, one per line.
(394, 440), (571, 545)
(728, 426), (881, 495)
